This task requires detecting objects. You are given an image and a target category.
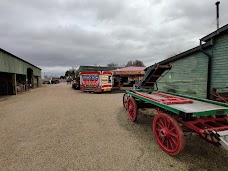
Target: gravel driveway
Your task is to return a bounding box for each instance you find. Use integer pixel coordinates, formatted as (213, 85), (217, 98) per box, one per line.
(0, 83), (228, 171)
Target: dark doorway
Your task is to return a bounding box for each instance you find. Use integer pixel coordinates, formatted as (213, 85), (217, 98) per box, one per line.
(120, 76), (128, 85)
(0, 72), (13, 95)
(27, 68), (33, 89)
(16, 74), (26, 93)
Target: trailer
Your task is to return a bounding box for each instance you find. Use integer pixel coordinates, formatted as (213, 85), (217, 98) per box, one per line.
(123, 64), (228, 155)
(80, 71), (113, 93)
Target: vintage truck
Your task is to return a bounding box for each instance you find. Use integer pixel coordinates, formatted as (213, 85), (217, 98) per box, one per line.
(80, 71), (113, 93)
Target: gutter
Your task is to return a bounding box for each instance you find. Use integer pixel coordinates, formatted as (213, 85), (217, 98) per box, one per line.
(200, 39), (213, 99)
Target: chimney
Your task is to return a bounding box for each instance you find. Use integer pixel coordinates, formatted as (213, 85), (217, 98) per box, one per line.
(215, 1), (220, 31)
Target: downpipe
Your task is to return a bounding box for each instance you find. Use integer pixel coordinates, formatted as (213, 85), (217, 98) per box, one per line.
(200, 39), (213, 99)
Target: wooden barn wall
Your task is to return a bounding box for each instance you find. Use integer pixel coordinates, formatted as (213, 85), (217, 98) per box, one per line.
(0, 51), (41, 76)
(157, 51), (209, 98)
(211, 32), (228, 93)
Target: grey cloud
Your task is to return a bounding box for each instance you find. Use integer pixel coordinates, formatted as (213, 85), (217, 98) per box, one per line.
(0, 0), (228, 73)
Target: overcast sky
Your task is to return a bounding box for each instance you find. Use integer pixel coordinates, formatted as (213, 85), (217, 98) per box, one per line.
(1, 0), (228, 74)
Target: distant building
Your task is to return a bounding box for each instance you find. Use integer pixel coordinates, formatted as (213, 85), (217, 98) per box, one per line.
(112, 66), (146, 89)
(77, 65), (146, 90)
(145, 24), (228, 102)
(0, 48), (41, 95)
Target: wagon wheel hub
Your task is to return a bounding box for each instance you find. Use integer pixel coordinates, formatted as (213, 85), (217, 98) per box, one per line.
(160, 128), (170, 138)
(129, 104), (133, 111)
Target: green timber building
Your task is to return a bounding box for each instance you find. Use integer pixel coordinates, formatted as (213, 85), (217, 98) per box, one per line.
(146, 24), (228, 101)
(0, 48), (42, 95)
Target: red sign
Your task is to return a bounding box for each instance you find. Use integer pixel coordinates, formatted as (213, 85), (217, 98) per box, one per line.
(82, 75), (99, 87)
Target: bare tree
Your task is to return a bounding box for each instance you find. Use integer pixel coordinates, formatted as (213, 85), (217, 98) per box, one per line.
(107, 62), (118, 67)
(65, 68), (79, 79)
(125, 60), (133, 67)
(125, 60), (145, 67)
(134, 60), (145, 67)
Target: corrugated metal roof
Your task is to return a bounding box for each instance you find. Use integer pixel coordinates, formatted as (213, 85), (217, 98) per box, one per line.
(78, 66), (122, 72)
(0, 48), (41, 70)
(112, 66), (146, 71)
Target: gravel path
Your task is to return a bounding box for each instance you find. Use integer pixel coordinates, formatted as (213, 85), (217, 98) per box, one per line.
(0, 83), (228, 171)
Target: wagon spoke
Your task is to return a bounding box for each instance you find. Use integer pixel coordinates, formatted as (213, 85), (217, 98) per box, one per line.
(167, 120), (171, 129)
(131, 108), (135, 114)
(164, 118), (169, 127)
(156, 128), (161, 132)
(162, 118), (167, 127)
(169, 127), (175, 132)
(166, 139), (172, 149)
(169, 132), (178, 138)
(158, 119), (165, 128)
(170, 136), (177, 143)
(156, 122), (163, 129)
(161, 137), (166, 144)
(168, 138), (175, 149)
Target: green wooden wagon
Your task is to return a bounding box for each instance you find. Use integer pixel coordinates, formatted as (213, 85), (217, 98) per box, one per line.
(123, 64), (228, 155)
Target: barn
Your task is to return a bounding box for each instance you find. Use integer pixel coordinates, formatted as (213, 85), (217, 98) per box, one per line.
(145, 24), (228, 102)
(0, 48), (41, 96)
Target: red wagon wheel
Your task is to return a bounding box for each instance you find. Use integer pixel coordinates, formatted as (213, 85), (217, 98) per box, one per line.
(123, 94), (129, 110)
(153, 113), (185, 155)
(127, 97), (138, 122)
